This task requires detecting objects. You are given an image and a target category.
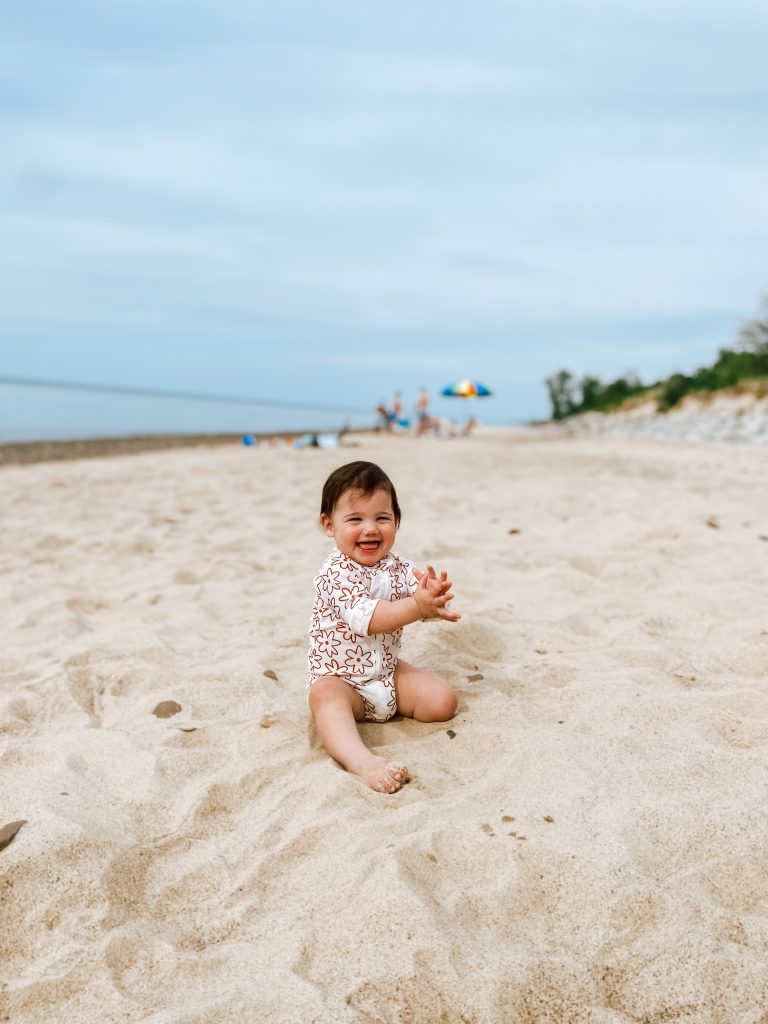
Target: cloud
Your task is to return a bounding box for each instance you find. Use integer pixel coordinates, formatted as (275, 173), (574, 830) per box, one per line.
(1, 0), (767, 430)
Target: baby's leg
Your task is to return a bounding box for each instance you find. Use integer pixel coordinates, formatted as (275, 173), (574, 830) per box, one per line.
(308, 675), (408, 794)
(394, 660), (458, 722)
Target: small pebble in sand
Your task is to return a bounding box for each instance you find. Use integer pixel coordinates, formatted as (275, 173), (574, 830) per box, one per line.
(467, 673), (483, 682)
(706, 517), (720, 529)
(535, 648), (547, 655)
(153, 700), (182, 719)
(446, 728), (457, 738)
(544, 815), (554, 823)
(260, 714), (279, 728)
(0, 820), (26, 852)
(263, 669), (278, 680)
(508, 528), (521, 535)
(501, 815), (515, 823)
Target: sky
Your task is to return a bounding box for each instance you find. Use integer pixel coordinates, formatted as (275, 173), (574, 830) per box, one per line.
(1, 0), (767, 438)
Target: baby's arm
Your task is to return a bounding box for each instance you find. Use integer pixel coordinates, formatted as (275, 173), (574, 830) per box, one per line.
(368, 564), (460, 635)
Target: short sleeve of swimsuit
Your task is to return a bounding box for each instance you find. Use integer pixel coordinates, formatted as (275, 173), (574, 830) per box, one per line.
(317, 557), (380, 636)
(403, 559), (419, 596)
(379, 555), (419, 604)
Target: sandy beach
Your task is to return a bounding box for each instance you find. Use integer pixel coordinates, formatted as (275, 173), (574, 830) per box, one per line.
(2, 430), (768, 1023)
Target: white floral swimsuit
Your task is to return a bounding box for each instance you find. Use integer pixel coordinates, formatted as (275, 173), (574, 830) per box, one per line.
(308, 547), (418, 722)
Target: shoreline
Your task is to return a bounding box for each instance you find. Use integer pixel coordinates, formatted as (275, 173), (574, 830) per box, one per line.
(0, 429), (359, 467)
(2, 413), (767, 468)
(0, 432), (246, 466)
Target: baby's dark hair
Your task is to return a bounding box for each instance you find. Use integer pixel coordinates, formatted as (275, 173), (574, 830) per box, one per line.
(320, 461), (401, 525)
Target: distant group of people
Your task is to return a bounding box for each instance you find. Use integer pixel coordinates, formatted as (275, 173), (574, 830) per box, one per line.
(375, 392), (403, 433)
(376, 389), (437, 436)
(375, 389), (477, 438)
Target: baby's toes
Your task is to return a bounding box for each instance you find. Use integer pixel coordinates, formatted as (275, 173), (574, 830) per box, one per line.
(386, 762), (409, 785)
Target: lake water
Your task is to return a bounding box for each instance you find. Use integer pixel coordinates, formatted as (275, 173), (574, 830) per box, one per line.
(0, 382), (373, 442)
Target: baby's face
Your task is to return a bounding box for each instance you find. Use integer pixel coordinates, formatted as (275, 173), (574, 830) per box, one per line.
(321, 488), (397, 566)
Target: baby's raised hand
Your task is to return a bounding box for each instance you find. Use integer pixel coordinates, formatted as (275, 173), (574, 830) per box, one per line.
(412, 565), (461, 622)
(413, 565), (450, 593)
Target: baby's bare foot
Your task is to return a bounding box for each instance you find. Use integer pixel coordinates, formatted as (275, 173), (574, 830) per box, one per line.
(353, 755), (409, 794)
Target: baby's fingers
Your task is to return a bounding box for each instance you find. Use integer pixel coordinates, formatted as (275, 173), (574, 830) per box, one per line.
(438, 606), (461, 622)
(428, 576), (451, 593)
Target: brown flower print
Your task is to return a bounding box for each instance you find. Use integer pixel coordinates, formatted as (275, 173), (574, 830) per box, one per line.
(319, 567), (342, 594)
(338, 622), (362, 643)
(337, 585), (364, 608)
(344, 645), (374, 673)
(315, 630), (340, 659)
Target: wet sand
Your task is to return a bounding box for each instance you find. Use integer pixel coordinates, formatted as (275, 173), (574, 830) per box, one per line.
(0, 433), (246, 466)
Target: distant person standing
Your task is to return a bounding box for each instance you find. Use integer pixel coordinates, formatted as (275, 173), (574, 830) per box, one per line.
(415, 387), (430, 436)
(387, 391), (403, 432)
(375, 403), (389, 432)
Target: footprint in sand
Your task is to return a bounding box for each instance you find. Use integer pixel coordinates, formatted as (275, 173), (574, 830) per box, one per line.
(696, 693), (768, 750)
(526, 663), (578, 690)
(105, 931), (178, 1005)
(438, 621), (507, 662)
(394, 826), (520, 923)
(65, 653), (106, 725)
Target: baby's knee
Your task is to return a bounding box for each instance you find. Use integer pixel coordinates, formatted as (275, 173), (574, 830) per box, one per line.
(308, 677), (334, 710)
(308, 675), (354, 714)
(433, 686), (458, 722)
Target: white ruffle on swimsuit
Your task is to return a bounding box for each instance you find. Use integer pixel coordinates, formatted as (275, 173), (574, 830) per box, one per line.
(308, 547), (418, 722)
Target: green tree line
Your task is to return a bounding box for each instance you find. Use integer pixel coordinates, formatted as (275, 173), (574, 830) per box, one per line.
(545, 297), (768, 421)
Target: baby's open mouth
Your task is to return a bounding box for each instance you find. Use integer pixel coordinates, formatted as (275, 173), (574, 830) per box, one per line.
(358, 540), (380, 550)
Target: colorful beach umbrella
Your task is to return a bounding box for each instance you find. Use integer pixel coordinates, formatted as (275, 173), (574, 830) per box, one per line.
(441, 379), (493, 398)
